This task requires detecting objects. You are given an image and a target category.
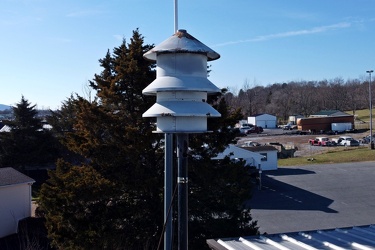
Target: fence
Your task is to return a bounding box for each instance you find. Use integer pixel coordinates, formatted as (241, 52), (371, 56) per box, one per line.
(354, 122), (371, 130)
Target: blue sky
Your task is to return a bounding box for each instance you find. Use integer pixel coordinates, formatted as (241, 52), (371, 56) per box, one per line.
(1, 0), (374, 109)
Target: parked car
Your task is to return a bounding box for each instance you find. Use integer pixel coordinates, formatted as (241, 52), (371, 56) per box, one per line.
(337, 136), (360, 147)
(360, 135), (375, 144)
(231, 127), (247, 137)
(308, 137), (333, 146)
(246, 125), (263, 134)
(241, 141), (261, 147)
(282, 122), (297, 130)
(239, 125), (252, 134)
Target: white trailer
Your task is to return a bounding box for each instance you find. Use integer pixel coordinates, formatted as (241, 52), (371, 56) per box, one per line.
(331, 122), (352, 133)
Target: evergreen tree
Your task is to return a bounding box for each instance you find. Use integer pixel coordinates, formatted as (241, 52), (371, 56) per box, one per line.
(47, 95), (77, 137)
(39, 29), (258, 249)
(46, 95), (85, 165)
(40, 30), (163, 249)
(0, 96), (58, 171)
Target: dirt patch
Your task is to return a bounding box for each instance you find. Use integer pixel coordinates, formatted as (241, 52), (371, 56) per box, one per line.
(236, 130), (369, 157)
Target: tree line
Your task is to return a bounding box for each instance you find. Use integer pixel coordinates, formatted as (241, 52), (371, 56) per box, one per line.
(224, 77), (370, 123)
(0, 29), (258, 249)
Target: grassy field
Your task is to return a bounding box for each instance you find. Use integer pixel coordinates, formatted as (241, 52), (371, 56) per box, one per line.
(346, 109), (372, 122)
(279, 146), (375, 166)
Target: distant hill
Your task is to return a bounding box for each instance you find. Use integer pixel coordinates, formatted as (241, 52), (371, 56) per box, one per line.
(0, 104), (12, 111)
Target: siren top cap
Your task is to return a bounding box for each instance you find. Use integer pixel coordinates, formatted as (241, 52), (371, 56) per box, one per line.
(143, 29), (220, 61)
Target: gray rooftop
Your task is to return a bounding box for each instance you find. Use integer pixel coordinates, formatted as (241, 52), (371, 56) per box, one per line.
(0, 167), (35, 186)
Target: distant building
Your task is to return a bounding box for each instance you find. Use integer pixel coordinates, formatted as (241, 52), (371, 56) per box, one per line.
(297, 110), (354, 132)
(213, 144), (278, 171)
(0, 168), (35, 238)
(288, 114), (304, 124)
(241, 146), (278, 171)
(247, 114), (277, 129)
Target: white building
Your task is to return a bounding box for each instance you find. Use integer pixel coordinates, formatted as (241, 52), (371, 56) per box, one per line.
(288, 114), (304, 124)
(213, 144), (278, 171)
(0, 168), (35, 238)
(241, 145), (278, 171)
(247, 114), (277, 129)
(0, 124), (11, 133)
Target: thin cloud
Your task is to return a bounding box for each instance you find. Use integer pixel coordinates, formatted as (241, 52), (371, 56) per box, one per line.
(66, 9), (103, 17)
(49, 37), (73, 43)
(212, 22), (351, 47)
(113, 35), (124, 41)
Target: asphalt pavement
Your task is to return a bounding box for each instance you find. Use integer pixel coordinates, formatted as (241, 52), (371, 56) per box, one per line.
(246, 161), (375, 234)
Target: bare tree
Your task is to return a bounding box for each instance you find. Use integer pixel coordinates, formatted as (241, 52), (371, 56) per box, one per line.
(326, 77), (348, 110)
(346, 79), (366, 115)
(239, 79), (259, 117)
(224, 77), (372, 121)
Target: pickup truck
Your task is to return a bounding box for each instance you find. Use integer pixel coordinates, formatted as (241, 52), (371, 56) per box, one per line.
(308, 137), (332, 146)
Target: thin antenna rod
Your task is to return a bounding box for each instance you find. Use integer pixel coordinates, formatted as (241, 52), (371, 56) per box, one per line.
(174, 0), (178, 32)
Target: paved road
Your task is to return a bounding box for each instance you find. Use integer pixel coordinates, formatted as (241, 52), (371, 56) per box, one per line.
(246, 161), (375, 234)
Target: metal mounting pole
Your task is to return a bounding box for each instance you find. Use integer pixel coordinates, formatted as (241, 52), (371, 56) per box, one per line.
(174, 0), (178, 32)
(164, 133), (173, 250)
(165, 2), (177, 249)
(177, 133), (188, 250)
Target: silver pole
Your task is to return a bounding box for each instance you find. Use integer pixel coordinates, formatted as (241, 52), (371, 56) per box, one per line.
(164, 133), (173, 250)
(174, 0), (178, 32)
(164, 2), (178, 250)
(177, 133), (188, 250)
(367, 70), (374, 149)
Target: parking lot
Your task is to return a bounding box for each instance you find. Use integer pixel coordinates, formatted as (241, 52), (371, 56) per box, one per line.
(238, 128), (370, 157)
(246, 161), (375, 234)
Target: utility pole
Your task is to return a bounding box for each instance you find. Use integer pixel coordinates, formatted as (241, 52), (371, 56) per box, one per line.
(367, 70), (374, 149)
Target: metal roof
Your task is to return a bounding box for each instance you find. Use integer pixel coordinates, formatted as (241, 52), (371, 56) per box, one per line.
(143, 29), (220, 61)
(0, 167), (35, 186)
(0, 124), (11, 132)
(310, 110), (351, 117)
(207, 225), (375, 250)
